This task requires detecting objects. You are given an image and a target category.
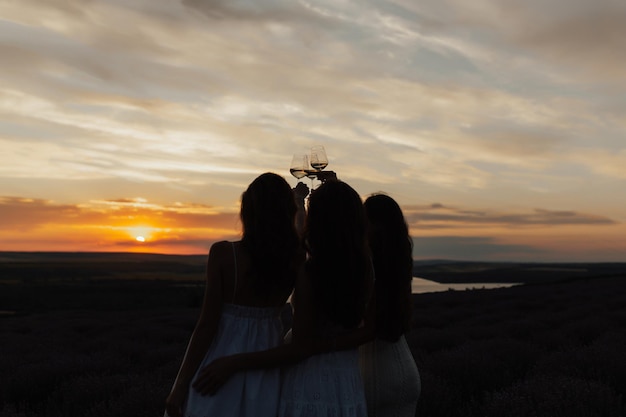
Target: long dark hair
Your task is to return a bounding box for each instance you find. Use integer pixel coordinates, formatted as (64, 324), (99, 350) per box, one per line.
(240, 172), (300, 297)
(364, 194), (413, 342)
(304, 180), (371, 329)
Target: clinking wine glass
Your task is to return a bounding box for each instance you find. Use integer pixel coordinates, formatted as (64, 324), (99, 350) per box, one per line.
(308, 145), (328, 188)
(290, 154), (308, 183)
(310, 145), (328, 171)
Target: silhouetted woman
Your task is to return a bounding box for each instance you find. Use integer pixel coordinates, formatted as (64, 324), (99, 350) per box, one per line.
(360, 194), (420, 416)
(164, 172), (302, 417)
(194, 180), (373, 417)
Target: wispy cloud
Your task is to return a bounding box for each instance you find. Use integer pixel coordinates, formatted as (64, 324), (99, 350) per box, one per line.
(1, 0), (625, 259)
(412, 235), (545, 260)
(0, 196), (239, 232)
(404, 203), (617, 228)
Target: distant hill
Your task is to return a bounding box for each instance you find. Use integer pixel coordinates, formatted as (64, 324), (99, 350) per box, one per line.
(0, 251), (207, 284)
(2, 252), (625, 286)
(413, 259), (626, 284)
(0, 251), (205, 264)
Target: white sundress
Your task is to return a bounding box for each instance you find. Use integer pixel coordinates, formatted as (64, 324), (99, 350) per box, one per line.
(279, 326), (368, 417)
(181, 242), (286, 417)
(183, 302), (285, 417)
(358, 334), (421, 417)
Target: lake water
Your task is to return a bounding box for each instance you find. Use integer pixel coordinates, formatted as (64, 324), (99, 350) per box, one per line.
(412, 277), (518, 294)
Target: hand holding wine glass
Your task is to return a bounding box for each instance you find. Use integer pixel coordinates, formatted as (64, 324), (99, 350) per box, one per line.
(315, 170), (337, 183)
(290, 146), (335, 192)
(293, 181), (310, 202)
(308, 145), (331, 187)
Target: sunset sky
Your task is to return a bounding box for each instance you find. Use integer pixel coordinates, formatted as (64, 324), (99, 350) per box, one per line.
(1, 0), (625, 261)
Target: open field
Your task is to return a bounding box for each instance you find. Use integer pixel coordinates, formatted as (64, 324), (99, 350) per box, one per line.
(1, 252), (625, 416)
(410, 275), (626, 416)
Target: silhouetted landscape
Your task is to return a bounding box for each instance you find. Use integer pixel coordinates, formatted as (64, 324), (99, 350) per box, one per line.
(414, 259), (626, 285)
(1, 252), (625, 416)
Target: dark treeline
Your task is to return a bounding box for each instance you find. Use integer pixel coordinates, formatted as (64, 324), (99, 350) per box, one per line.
(414, 259), (626, 284)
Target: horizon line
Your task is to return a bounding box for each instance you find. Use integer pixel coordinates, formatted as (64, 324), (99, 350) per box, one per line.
(1, 250), (625, 265)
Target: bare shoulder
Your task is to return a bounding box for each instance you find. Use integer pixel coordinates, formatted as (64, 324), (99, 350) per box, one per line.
(210, 240), (232, 252)
(207, 240), (234, 263)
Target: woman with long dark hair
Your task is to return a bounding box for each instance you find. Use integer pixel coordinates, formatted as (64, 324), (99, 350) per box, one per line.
(360, 193), (420, 417)
(164, 172), (302, 417)
(278, 179), (372, 416)
(194, 180), (373, 417)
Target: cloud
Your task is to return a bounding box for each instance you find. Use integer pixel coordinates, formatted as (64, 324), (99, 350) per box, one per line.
(182, 0), (332, 24)
(461, 124), (566, 159)
(404, 203), (617, 228)
(0, 196), (239, 232)
(568, 149), (626, 180)
(418, 0), (626, 85)
(1, 0), (625, 261)
(412, 235), (545, 260)
(0, 197), (89, 229)
(2, 0), (622, 191)
(514, 6), (626, 84)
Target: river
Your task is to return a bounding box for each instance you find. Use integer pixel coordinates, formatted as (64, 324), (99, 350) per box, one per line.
(412, 277), (518, 294)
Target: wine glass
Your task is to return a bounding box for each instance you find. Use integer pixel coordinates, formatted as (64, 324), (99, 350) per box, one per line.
(309, 145), (328, 188)
(310, 145), (328, 171)
(290, 154), (308, 183)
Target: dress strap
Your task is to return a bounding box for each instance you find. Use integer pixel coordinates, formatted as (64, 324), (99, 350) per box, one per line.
(231, 242), (238, 303)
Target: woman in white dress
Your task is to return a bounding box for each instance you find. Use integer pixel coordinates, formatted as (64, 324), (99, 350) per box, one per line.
(359, 194), (421, 417)
(164, 172), (303, 417)
(194, 180), (373, 417)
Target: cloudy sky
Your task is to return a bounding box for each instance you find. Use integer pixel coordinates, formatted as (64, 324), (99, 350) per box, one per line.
(1, 0), (625, 261)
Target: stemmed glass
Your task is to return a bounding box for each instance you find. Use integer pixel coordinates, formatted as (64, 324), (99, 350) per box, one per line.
(308, 145), (328, 188)
(310, 145), (328, 171)
(290, 154), (308, 183)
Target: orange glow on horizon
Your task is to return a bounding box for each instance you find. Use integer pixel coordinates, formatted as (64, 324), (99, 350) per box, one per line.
(127, 226), (156, 242)
(0, 196), (243, 254)
(1, 195), (625, 261)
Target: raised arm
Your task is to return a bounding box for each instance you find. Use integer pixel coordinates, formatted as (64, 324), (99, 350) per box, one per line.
(164, 242), (226, 417)
(293, 182), (309, 235)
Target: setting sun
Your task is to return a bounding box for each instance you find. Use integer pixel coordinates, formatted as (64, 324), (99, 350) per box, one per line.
(128, 226), (155, 243)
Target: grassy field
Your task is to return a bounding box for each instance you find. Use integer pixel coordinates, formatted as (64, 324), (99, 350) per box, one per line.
(1, 252), (625, 416)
